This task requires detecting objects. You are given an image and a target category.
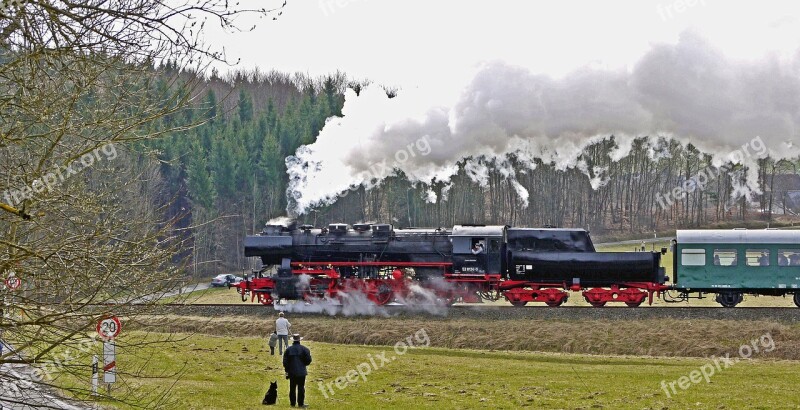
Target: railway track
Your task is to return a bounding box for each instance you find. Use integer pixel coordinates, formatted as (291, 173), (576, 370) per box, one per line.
(137, 303), (800, 322)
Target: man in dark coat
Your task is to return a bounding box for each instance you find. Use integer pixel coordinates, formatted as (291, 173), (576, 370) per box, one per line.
(283, 333), (312, 407)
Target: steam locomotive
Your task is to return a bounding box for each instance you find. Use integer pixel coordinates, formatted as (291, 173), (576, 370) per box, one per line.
(234, 223), (668, 307)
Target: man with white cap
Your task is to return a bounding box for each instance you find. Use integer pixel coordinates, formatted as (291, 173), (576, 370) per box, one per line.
(283, 333), (312, 408)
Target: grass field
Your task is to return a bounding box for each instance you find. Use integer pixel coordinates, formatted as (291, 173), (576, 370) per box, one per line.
(70, 331), (800, 409)
(165, 286), (244, 304)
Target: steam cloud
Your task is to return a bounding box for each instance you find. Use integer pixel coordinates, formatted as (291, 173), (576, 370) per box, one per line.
(275, 287), (450, 317)
(287, 32), (800, 215)
(266, 216), (293, 227)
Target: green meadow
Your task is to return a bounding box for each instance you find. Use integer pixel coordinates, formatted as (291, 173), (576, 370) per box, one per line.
(58, 331), (800, 409)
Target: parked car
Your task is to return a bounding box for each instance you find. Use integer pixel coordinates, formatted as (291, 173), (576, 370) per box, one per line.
(211, 274), (243, 287)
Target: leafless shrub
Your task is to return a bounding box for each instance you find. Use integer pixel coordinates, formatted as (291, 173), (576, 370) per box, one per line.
(0, 1), (283, 408)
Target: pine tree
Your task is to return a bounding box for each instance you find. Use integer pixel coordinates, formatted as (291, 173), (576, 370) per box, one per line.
(238, 88), (253, 123)
(205, 89), (218, 124)
(186, 141), (216, 209)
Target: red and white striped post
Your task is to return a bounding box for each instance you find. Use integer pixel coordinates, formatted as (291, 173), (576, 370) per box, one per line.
(103, 340), (116, 395)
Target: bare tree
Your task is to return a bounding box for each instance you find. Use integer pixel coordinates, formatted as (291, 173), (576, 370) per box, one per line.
(0, 1), (282, 407)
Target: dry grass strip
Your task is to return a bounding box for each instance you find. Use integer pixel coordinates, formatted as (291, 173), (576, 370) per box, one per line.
(132, 315), (800, 360)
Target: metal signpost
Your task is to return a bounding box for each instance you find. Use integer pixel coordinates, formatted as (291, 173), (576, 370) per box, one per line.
(92, 355), (98, 396)
(96, 315), (121, 396)
(1, 271), (20, 359)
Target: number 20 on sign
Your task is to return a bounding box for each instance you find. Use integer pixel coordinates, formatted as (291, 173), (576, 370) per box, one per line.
(4, 275), (21, 290)
(96, 316), (121, 340)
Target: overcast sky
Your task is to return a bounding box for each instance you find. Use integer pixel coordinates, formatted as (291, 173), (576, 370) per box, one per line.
(199, 1), (800, 212)
(208, 0), (800, 89)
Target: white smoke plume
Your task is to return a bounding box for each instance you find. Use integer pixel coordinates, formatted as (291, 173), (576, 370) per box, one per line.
(267, 216), (294, 227)
(287, 32), (800, 215)
(295, 274), (311, 292)
(274, 286), (451, 317)
(276, 291), (390, 317)
(394, 283), (450, 316)
(276, 298), (342, 316)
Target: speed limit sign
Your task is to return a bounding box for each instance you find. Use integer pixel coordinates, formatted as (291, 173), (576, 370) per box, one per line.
(4, 275), (21, 290)
(96, 316), (121, 340)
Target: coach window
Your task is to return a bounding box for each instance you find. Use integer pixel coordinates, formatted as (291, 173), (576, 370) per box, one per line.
(778, 250), (800, 266)
(713, 249), (738, 266)
(746, 249), (770, 267)
(681, 248), (706, 266)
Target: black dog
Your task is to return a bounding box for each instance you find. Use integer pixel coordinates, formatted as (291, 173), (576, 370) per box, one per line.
(262, 381), (278, 405)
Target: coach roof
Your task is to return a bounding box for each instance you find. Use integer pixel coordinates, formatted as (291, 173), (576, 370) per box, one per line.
(677, 229), (800, 244)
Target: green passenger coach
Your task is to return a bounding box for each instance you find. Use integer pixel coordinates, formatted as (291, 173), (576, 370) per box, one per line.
(674, 229), (800, 307)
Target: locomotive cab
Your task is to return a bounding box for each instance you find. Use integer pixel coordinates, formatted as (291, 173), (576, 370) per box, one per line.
(450, 225), (505, 276)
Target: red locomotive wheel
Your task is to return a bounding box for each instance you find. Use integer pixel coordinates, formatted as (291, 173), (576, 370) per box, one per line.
(510, 301), (528, 307)
(545, 300), (564, 307)
(370, 282), (393, 306)
(589, 301), (606, 308)
(257, 292), (274, 305)
(625, 301), (643, 308)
